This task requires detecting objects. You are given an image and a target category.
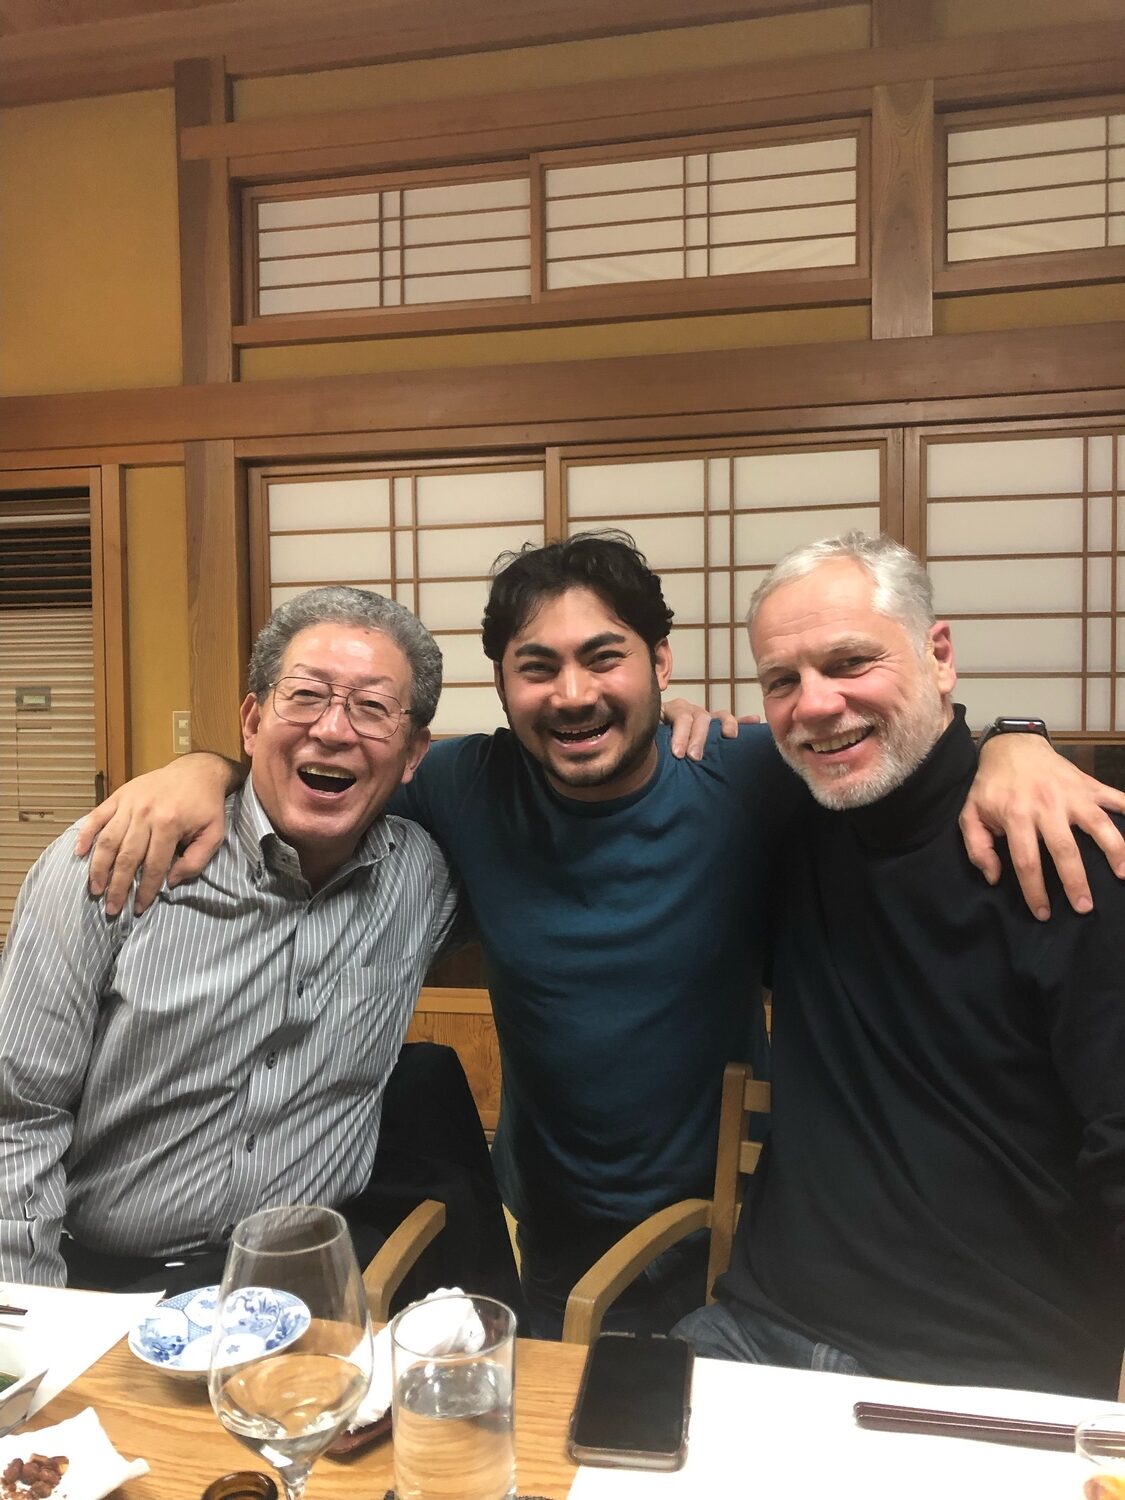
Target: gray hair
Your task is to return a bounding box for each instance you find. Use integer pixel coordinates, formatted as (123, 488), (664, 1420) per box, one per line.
(248, 586), (442, 728)
(747, 532), (936, 652)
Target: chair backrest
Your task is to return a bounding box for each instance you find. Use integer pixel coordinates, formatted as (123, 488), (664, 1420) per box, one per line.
(704, 1059), (771, 1301)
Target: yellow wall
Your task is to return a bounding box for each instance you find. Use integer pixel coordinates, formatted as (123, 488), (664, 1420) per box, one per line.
(125, 466), (190, 775)
(0, 90), (181, 398)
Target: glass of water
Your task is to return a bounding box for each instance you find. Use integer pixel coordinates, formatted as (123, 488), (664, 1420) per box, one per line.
(1077, 1412), (1125, 1498)
(207, 1204), (373, 1500)
(391, 1292), (517, 1500)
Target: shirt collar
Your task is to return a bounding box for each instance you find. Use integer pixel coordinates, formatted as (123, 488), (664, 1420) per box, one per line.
(233, 776), (396, 889)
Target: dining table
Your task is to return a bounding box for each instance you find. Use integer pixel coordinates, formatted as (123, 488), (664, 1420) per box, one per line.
(21, 1330), (588, 1500)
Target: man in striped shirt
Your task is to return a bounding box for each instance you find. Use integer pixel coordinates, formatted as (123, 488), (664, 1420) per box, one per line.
(0, 587), (459, 1289)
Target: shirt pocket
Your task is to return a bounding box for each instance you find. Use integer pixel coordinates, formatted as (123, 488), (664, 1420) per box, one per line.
(323, 962), (417, 1095)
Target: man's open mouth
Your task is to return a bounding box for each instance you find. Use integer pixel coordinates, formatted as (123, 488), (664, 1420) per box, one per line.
(297, 765), (357, 794)
(549, 720), (612, 746)
(808, 726), (872, 755)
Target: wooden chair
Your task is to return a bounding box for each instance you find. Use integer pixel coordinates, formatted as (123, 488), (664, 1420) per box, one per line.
(562, 1060), (770, 1343)
(362, 1199), (446, 1321)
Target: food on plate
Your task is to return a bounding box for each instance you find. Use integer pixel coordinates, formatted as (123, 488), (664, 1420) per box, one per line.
(0, 1377), (15, 1395)
(1085, 1475), (1125, 1500)
(1, 1452), (68, 1499)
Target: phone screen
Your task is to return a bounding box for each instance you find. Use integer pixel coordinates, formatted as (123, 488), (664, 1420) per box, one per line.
(570, 1334), (692, 1457)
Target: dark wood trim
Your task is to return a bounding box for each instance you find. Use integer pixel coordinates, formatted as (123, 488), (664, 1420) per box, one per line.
(233, 272), (870, 346)
(176, 58), (238, 386)
(871, 0), (935, 50)
(0, 0), (844, 108)
(871, 79), (934, 338)
(935, 246), (1125, 295)
(3, 323), (1123, 455)
(180, 21), (1125, 178)
(89, 463), (131, 789)
(185, 440), (249, 760)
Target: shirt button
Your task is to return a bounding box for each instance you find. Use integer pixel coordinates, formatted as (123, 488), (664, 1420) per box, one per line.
(265, 1051), (278, 1069)
(245, 1133), (256, 1151)
(296, 980), (305, 997)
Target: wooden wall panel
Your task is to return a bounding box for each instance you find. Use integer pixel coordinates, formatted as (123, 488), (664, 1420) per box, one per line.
(871, 79), (934, 338)
(175, 57), (237, 386)
(185, 439), (248, 759)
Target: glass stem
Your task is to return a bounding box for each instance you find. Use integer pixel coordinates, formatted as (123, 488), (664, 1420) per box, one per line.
(280, 1470), (309, 1500)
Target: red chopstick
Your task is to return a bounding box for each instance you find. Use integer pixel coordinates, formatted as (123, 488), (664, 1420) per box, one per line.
(854, 1401), (1077, 1452)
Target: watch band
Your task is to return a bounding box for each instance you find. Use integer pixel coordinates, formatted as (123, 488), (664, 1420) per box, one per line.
(977, 716), (1052, 752)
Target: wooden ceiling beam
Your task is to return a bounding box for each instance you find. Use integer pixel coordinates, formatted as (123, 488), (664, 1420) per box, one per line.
(0, 0), (845, 106)
(1, 322), (1121, 454)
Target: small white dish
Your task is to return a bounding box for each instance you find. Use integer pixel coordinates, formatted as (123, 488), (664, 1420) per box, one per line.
(128, 1285), (310, 1379)
(0, 1326), (47, 1438)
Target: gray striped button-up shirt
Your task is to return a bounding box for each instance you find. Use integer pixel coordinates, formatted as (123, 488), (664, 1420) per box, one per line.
(0, 780), (459, 1286)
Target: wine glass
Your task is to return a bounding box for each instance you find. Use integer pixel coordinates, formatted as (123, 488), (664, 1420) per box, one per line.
(1076, 1412), (1125, 1499)
(207, 1204), (373, 1500)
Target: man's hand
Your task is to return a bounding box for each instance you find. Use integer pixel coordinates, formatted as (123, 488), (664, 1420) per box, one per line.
(961, 734), (1125, 920)
(75, 753), (242, 917)
(662, 697), (760, 760)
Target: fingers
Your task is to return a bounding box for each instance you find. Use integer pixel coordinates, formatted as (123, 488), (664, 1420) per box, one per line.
(75, 795), (120, 858)
(1071, 804), (1125, 882)
(958, 806), (1003, 888)
(1002, 822), (1053, 922)
(737, 714), (762, 726)
(713, 710), (740, 741)
(167, 825), (227, 890)
(686, 710), (730, 759)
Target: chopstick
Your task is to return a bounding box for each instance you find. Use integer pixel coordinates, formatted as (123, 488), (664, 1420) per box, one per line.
(854, 1401), (1077, 1452)
(0, 1305), (26, 1317)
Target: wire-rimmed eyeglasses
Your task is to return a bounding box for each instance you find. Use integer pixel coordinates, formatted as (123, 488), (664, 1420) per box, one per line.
(269, 676), (414, 741)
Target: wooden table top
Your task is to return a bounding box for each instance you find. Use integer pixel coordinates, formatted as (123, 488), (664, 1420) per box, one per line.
(26, 1335), (587, 1500)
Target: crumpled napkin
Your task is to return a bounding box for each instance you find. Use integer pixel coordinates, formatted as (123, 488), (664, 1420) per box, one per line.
(0, 1407), (148, 1500)
(350, 1287), (486, 1430)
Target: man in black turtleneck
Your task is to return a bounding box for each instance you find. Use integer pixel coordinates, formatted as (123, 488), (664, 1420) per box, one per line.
(674, 532), (1125, 1398)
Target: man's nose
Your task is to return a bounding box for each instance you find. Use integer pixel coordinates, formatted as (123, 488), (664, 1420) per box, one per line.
(310, 693), (358, 741)
(793, 673), (845, 723)
(551, 663), (599, 708)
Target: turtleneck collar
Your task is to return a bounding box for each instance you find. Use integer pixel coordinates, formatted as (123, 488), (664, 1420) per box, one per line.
(837, 703), (975, 853)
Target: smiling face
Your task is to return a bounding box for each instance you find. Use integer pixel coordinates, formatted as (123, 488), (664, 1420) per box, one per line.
(495, 586), (672, 802)
(240, 623), (430, 886)
(750, 558), (956, 810)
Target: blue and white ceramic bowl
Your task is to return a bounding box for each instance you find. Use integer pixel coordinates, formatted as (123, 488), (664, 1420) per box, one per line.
(128, 1284), (311, 1378)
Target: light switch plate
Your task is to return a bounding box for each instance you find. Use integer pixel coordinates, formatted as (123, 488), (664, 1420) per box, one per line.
(173, 711), (192, 755)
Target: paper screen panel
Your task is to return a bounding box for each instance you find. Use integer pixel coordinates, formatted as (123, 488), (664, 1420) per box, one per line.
(255, 175), (531, 315)
(269, 479), (391, 531)
(734, 447), (880, 508)
(270, 530), (391, 583)
(544, 132), (857, 289)
(924, 431), (1123, 733)
(946, 113), (1114, 263)
(569, 459), (705, 517)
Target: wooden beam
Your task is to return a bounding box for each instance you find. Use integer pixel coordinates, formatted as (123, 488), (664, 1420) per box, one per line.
(175, 58), (237, 385)
(185, 439), (248, 760)
(89, 463), (131, 788)
(0, 0), (844, 107)
(870, 0), (935, 49)
(870, 79), (933, 339)
(233, 272), (871, 348)
(2, 323), (1123, 455)
(180, 20), (1125, 174)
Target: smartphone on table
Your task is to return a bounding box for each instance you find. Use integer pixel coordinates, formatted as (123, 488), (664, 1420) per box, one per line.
(567, 1332), (693, 1471)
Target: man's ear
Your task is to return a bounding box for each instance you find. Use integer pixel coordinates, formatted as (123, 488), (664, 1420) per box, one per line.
(240, 693), (261, 757)
(653, 638), (673, 693)
(929, 622), (957, 697)
(493, 661), (506, 710)
(399, 727), (432, 786)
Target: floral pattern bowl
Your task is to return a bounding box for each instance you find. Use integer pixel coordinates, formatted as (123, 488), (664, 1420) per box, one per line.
(128, 1285), (310, 1379)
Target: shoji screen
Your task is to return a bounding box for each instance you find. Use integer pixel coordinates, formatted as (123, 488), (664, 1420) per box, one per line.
(923, 430), (1123, 733)
(259, 461), (545, 735)
(564, 442), (885, 717)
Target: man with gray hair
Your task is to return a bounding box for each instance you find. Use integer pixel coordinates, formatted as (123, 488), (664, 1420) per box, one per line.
(0, 586), (459, 1288)
(674, 532), (1125, 1397)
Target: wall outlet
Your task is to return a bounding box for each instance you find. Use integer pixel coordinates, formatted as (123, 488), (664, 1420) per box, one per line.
(173, 711), (192, 755)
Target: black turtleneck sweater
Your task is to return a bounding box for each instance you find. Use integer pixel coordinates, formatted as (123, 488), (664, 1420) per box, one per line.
(720, 707), (1125, 1397)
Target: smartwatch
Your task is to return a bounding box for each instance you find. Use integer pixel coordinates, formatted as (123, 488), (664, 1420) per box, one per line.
(977, 716), (1052, 752)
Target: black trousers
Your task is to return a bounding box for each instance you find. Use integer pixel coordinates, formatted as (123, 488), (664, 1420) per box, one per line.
(64, 1043), (523, 1319)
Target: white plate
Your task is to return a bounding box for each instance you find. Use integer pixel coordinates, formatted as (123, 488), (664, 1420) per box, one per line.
(128, 1285), (310, 1379)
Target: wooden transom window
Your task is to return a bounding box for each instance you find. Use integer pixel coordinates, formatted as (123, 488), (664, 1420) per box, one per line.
(922, 430), (1124, 734)
(543, 133), (858, 289)
(944, 107), (1125, 264)
(245, 122), (864, 324)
